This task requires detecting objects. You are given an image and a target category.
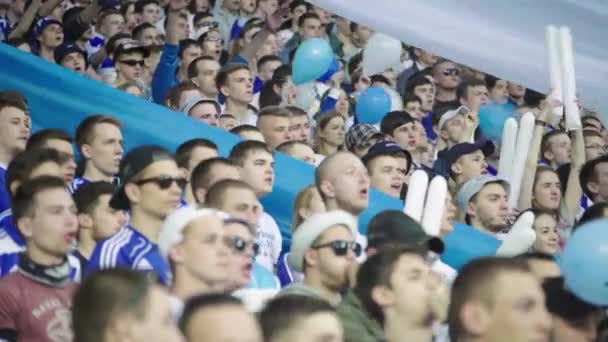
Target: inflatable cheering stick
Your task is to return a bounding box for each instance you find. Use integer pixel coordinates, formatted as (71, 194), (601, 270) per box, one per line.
(495, 211), (536, 257)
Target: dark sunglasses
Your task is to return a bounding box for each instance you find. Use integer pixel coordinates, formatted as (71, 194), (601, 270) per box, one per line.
(119, 59), (145, 67)
(135, 176), (187, 190)
(196, 21), (219, 29)
(312, 240), (362, 257)
(442, 68), (460, 76)
(224, 236), (259, 256)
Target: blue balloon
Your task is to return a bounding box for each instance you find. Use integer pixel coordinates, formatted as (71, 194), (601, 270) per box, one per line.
(356, 87), (391, 124)
(292, 38), (334, 85)
(317, 56), (339, 82)
(561, 219), (608, 305)
(478, 103), (515, 143)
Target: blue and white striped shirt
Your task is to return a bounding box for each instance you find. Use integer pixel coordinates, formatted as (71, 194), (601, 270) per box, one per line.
(86, 225), (169, 285)
(0, 210), (25, 248)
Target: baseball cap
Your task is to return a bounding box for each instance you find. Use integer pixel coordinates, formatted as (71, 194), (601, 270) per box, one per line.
(179, 96), (221, 116)
(456, 175), (510, 217)
(543, 277), (600, 321)
(345, 124), (384, 151)
(579, 154), (608, 199)
(380, 110), (415, 136)
(114, 39), (150, 60)
(109, 145), (174, 210)
(54, 42), (87, 65)
(33, 17), (62, 38)
(361, 141), (413, 173)
(438, 105), (470, 130)
(288, 210), (358, 272)
(158, 207), (228, 261)
(367, 210), (444, 254)
(434, 140), (495, 177)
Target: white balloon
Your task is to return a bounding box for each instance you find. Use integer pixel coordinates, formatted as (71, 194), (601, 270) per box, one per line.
(362, 33), (402, 76)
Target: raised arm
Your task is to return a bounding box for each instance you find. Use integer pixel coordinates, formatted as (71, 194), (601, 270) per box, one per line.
(563, 127), (585, 224)
(38, 0), (62, 17)
(8, 0), (41, 39)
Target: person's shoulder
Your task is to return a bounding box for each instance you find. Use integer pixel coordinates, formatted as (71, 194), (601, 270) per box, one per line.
(90, 226), (135, 267)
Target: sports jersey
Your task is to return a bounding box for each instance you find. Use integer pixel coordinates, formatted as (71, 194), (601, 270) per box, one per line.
(68, 176), (89, 194)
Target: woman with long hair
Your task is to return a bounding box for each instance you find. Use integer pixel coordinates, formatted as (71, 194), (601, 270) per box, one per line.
(314, 111), (346, 157)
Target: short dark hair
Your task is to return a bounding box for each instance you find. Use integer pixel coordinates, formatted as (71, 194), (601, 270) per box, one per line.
(518, 251), (556, 262)
(258, 80), (283, 109)
(484, 74), (500, 90)
(579, 155), (608, 200)
(286, 105), (307, 118)
(276, 140), (308, 154)
(370, 74), (391, 86)
(164, 80), (199, 109)
(405, 72), (432, 94)
(132, 22), (156, 41)
(186, 55), (217, 79)
(228, 140), (272, 166)
(355, 245), (426, 324)
(205, 179), (254, 209)
(12, 176), (68, 224)
(105, 32), (132, 55)
(380, 110), (415, 136)
(179, 294), (243, 335)
(98, 9), (124, 27)
(456, 77), (487, 101)
(175, 138), (218, 169)
(259, 295), (335, 341)
(402, 93), (421, 106)
(178, 39), (199, 59)
(26, 129), (72, 151)
(75, 115), (122, 150)
(216, 63), (250, 95)
(541, 130), (568, 160)
(448, 257), (531, 341)
(191, 157), (238, 200)
(298, 12), (320, 27)
(364, 150), (411, 176)
(73, 181), (116, 215)
(257, 105), (292, 120)
(229, 124), (260, 136)
(256, 55), (282, 72)
(0, 90), (28, 111)
(73, 269), (155, 342)
(134, 0), (159, 13)
(192, 11), (214, 25)
(6, 148), (64, 197)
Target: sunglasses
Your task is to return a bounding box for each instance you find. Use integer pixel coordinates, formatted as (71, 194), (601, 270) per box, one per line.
(135, 176), (187, 190)
(224, 236), (259, 256)
(312, 240), (362, 257)
(442, 68), (460, 77)
(196, 21), (219, 29)
(119, 59), (145, 67)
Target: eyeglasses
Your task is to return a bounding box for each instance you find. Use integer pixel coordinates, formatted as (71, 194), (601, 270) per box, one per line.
(442, 68), (460, 77)
(312, 240), (362, 257)
(224, 236), (259, 256)
(204, 36), (224, 44)
(135, 176), (187, 190)
(119, 59), (145, 67)
(195, 21), (219, 29)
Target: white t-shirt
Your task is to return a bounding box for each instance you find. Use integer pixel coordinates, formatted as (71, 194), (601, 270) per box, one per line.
(432, 259), (457, 285)
(169, 295), (185, 321)
(233, 288), (279, 312)
(256, 211), (282, 272)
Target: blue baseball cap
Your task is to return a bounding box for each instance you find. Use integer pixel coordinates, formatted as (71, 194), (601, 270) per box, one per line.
(34, 17), (62, 38)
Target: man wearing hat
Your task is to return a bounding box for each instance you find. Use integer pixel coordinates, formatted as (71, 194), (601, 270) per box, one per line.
(34, 16), (63, 62)
(54, 42), (87, 74)
(179, 96), (221, 127)
(434, 140), (495, 193)
(436, 105), (470, 149)
(86, 145), (186, 285)
(280, 210), (360, 305)
(456, 175), (510, 237)
(345, 124), (386, 158)
(362, 141), (412, 199)
(114, 39), (149, 86)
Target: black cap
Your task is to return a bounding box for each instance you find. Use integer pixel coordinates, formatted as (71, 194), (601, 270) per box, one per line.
(543, 277), (600, 321)
(433, 140), (495, 177)
(367, 210), (444, 254)
(361, 141), (413, 174)
(580, 155), (608, 199)
(114, 39), (150, 61)
(54, 42), (87, 65)
(110, 145), (174, 210)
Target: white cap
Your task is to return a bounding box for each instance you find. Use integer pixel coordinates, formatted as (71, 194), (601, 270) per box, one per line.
(158, 207), (228, 262)
(287, 210), (358, 272)
(438, 105), (470, 130)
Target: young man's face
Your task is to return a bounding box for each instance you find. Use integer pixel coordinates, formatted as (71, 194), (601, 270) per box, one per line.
(44, 138), (77, 184)
(139, 26), (163, 46)
(83, 122), (124, 177)
(190, 103), (219, 127)
(141, 3), (161, 24)
(462, 85), (489, 110)
(20, 187), (78, 259)
(61, 52), (86, 73)
(321, 153), (370, 214)
(87, 193), (125, 241)
(584, 135), (607, 161)
(193, 59), (220, 98)
(404, 100), (424, 121)
(413, 84), (434, 112)
(589, 162), (608, 202)
(479, 271), (551, 342)
(186, 146), (218, 173)
(224, 69), (254, 105)
(490, 79), (509, 105)
(176, 215), (230, 285)
(100, 14), (125, 39)
(239, 150), (274, 197)
(434, 62), (460, 90)
(0, 106), (30, 157)
(215, 187), (260, 227)
(440, 115), (465, 144)
(289, 115), (311, 145)
(193, 164), (240, 204)
(257, 115), (292, 150)
(40, 23), (64, 48)
(468, 183), (510, 233)
(452, 150), (488, 184)
(300, 18), (322, 41)
(184, 305), (262, 342)
(116, 51), (145, 82)
(258, 59), (282, 82)
(391, 122), (420, 153)
(128, 160), (184, 218)
(309, 225), (357, 290)
(508, 82), (526, 98)
(368, 156), (407, 198)
(219, 116), (239, 131)
(256, 34), (280, 60)
(223, 221), (257, 288)
(181, 45), (203, 73)
(545, 133), (571, 167)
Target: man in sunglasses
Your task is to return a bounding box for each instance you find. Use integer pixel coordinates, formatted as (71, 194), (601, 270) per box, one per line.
(114, 39), (149, 86)
(432, 59), (462, 112)
(87, 145), (186, 285)
(282, 210), (360, 305)
(157, 206), (231, 318)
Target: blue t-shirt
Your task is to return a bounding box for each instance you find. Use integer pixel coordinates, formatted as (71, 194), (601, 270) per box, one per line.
(0, 166), (10, 216)
(69, 176), (90, 194)
(0, 211), (24, 247)
(248, 261), (279, 289)
(86, 225), (169, 285)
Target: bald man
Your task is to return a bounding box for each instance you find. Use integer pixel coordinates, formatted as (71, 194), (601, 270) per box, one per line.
(315, 152), (371, 217)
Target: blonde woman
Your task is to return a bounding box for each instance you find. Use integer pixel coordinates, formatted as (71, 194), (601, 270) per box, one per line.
(315, 111), (346, 157)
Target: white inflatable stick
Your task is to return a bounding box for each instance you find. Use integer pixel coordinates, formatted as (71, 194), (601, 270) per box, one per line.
(559, 26), (582, 131)
(421, 176), (447, 237)
(404, 170), (429, 222)
(496, 211), (536, 257)
(508, 112), (535, 209)
(498, 117), (518, 183)
(545, 25), (564, 124)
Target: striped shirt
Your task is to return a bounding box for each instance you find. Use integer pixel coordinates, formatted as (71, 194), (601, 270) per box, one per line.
(86, 225), (169, 285)
(0, 210), (25, 248)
